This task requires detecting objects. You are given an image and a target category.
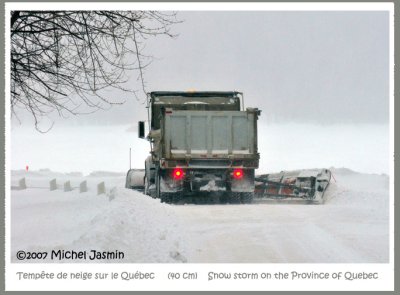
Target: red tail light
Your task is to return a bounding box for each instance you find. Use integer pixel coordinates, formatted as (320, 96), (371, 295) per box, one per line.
(233, 168), (244, 179)
(173, 168), (184, 180)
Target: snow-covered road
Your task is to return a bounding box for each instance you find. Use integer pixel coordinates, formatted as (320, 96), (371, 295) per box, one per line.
(10, 168), (389, 263)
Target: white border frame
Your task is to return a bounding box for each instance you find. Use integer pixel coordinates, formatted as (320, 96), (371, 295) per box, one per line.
(5, 2), (395, 291)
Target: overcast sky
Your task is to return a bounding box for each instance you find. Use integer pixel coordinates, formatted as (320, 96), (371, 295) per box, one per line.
(12, 11), (390, 128)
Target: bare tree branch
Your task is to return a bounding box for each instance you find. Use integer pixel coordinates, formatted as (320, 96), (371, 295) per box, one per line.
(10, 10), (180, 131)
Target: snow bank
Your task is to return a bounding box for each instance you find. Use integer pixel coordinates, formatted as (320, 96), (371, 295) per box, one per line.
(67, 188), (188, 263)
(11, 180), (189, 263)
(10, 167), (389, 263)
(88, 171), (126, 177)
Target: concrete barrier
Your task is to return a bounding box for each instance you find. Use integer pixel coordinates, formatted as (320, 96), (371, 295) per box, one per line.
(64, 181), (72, 192)
(97, 182), (105, 195)
(50, 179), (57, 191)
(19, 178), (27, 190)
(80, 181), (88, 193)
(11, 178), (108, 195)
(11, 178), (27, 190)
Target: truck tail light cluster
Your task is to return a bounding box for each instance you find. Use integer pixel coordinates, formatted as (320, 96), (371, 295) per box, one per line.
(233, 168), (244, 179)
(173, 168), (184, 180)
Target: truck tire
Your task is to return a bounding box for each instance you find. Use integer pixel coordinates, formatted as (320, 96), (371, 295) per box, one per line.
(172, 192), (183, 204)
(145, 174), (157, 198)
(229, 192), (241, 204)
(160, 192), (173, 204)
(155, 170), (161, 199)
(240, 192), (254, 204)
(219, 193), (228, 204)
(144, 176), (150, 196)
(161, 192), (183, 204)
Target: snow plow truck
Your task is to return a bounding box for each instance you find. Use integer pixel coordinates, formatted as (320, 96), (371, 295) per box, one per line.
(126, 91), (261, 204)
(125, 91), (332, 204)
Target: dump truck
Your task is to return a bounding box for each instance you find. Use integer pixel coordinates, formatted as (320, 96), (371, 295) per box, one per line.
(126, 91), (261, 204)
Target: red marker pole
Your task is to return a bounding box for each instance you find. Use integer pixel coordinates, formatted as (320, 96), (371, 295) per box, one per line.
(26, 165), (29, 171)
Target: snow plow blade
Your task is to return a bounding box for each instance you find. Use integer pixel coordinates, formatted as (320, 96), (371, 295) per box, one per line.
(125, 169), (145, 192)
(254, 169), (331, 204)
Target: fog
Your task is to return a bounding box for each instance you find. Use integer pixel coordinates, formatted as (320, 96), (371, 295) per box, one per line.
(11, 11), (390, 128)
(11, 123), (390, 175)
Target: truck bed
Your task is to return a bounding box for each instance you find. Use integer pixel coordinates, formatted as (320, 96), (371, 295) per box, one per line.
(161, 109), (259, 161)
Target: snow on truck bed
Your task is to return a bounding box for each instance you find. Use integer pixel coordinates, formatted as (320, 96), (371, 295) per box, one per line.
(10, 168), (389, 263)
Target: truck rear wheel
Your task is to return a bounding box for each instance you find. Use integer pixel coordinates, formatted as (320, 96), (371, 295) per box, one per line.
(160, 192), (182, 204)
(229, 192), (241, 204)
(155, 170), (161, 199)
(228, 192), (254, 204)
(219, 193), (228, 204)
(145, 176), (153, 197)
(160, 192), (173, 204)
(173, 192), (183, 204)
(240, 192), (254, 204)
